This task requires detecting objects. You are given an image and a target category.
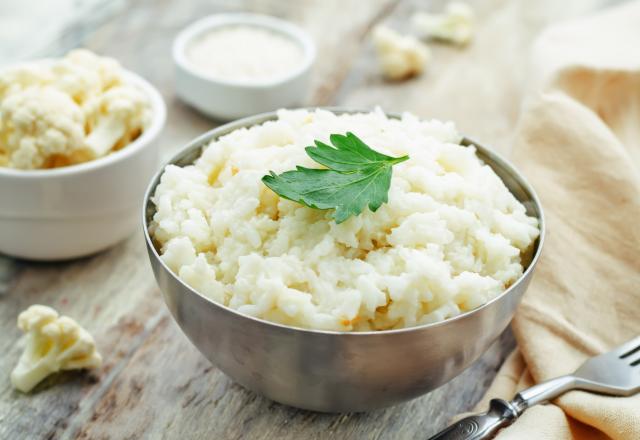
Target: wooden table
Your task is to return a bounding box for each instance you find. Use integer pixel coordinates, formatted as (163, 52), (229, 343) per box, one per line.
(0, 0), (613, 438)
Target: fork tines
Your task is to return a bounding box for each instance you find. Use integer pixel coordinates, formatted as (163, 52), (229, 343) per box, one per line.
(618, 336), (640, 366)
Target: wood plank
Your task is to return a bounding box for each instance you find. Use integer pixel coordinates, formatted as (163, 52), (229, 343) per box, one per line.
(0, 239), (165, 440)
(71, 321), (513, 440)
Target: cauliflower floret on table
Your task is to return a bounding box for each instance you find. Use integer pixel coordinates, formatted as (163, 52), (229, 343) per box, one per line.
(372, 25), (430, 80)
(412, 2), (475, 46)
(0, 87), (87, 169)
(11, 305), (102, 393)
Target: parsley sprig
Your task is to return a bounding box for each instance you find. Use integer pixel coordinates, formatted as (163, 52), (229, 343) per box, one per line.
(262, 132), (409, 223)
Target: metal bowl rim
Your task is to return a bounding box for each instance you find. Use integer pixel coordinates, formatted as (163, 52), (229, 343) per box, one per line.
(143, 107), (546, 336)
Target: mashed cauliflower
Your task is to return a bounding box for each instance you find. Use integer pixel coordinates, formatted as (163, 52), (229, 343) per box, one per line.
(150, 109), (539, 331)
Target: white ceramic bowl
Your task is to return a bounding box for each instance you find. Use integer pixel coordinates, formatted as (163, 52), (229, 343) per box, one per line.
(173, 13), (316, 120)
(0, 71), (166, 261)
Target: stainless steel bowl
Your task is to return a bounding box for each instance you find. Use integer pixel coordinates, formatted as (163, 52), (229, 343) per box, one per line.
(143, 109), (545, 412)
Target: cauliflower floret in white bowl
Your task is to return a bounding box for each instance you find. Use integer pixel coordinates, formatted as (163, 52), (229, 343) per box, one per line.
(0, 49), (166, 260)
(0, 49), (154, 170)
(0, 87), (87, 169)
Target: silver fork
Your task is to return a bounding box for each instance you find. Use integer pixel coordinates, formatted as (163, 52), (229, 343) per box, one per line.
(430, 335), (640, 440)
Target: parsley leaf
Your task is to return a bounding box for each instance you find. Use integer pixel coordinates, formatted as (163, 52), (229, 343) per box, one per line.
(262, 132), (409, 223)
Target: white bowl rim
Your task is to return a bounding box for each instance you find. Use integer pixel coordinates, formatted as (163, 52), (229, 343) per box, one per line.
(172, 12), (316, 89)
(0, 67), (167, 179)
(143, 107), (547, 337)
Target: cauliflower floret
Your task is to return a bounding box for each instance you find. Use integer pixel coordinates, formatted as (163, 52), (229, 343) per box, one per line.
(84, 85), (152, 157)
(0, 49), (152, 170)
(62, 49), (123, 91)
(51, 60), (103, 106)
(372, 25), (430, 81)
(0, 87), (86, 169)
(412, 2), (475, 46)
(11, 305), (102, 393)
(0, 63), (54, 99)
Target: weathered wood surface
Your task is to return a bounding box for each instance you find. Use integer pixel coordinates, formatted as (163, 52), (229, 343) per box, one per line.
(0, 0), (613, 438)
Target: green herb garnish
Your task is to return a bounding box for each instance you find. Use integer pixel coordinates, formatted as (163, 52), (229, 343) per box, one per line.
(262, 132), (409, 223)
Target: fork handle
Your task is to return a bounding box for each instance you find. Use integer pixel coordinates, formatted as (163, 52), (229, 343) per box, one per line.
(427, 399), (519, 440)
(429, 375), (578, 440)
(516, 375), (576, 408)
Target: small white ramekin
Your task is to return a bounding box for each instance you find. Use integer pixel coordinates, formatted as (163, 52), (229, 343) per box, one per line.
(173, 13), (316, 120)
(0, 71), (166, 261)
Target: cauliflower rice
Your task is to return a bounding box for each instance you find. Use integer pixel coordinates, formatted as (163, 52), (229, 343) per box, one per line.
(150, 109), (539, 331)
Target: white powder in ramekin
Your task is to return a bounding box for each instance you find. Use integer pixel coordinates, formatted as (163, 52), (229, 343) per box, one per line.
(185, 25), (304, 83)
(151, 109), (540, 332)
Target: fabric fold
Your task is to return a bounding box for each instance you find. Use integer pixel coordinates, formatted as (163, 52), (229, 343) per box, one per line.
(478, 1), (640, 438)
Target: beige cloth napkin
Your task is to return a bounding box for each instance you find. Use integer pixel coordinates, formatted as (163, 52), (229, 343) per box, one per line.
(474, 1), (640, 439)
